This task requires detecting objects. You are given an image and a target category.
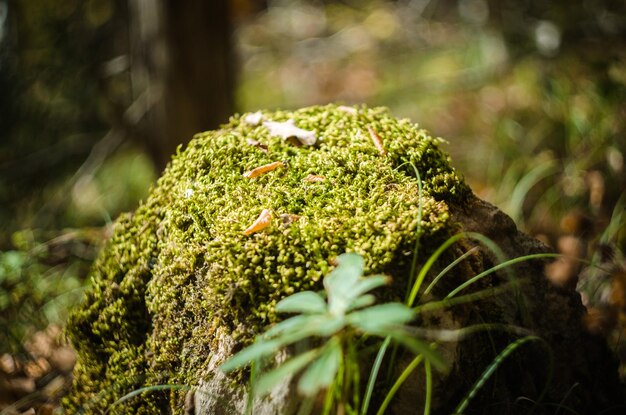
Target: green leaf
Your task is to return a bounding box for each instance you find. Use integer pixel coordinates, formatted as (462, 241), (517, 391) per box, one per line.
(387, 332), (447, 373)
(286, 314), (345, 338)
(333, 252), (364, 277)
(222, 317), (340, 374)
(298, 338), (342, 396)
(220, 339), (284, 372)
(347, 303), (415, 332)
(264, 314), (311, 338)
(346, 294), (376, 312)
(266, 314), (346, 341)
(276, 291), (327, 314)
(255, 348), (320, 396)
(351, 275), (390, 298)
(325, 253), (364, 315)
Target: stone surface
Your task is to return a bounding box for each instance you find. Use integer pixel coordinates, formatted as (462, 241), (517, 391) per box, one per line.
(63, 104), (623, 414)
(390, 195), (625, 414)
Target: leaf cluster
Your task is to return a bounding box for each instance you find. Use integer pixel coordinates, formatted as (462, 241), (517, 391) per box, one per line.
(220, 252), (445, 401)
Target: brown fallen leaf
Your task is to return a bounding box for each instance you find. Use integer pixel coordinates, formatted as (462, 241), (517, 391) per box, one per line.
(243, 161), (285, 178)
(243, 209), (272, 235)
(367, 126), (387, 156)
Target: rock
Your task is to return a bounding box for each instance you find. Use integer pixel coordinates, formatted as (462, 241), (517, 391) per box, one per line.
(63, 104), (623, 414)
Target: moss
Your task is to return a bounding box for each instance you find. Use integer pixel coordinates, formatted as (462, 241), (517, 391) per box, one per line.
(63, 104), (470, 414)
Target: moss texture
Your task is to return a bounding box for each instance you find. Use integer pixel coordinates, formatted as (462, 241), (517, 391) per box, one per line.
(63, 104), (470, 414)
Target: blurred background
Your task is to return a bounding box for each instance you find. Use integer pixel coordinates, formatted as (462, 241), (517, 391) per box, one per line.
(0, 0), (625, 412)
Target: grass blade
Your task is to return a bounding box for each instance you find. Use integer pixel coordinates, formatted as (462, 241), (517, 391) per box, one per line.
(454, 335), (549, 414)
(385, 332), (447, 372)
(406, 233), (466, 306)
(361, 336), (391, 415)
(398, 160), (424, 298)
(424, 360), (432, 415)
(411, 232), (511, 306)
(376, 354), (424, 415)
(423, 247), (478, 296)
(445, 253), (561, 299)
(105, 384), (190, 414)
(505, 161), (557, 227)
(414, 282), (519, 314)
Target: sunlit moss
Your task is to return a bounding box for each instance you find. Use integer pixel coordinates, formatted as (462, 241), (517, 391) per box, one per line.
(63, 104), (469, 414)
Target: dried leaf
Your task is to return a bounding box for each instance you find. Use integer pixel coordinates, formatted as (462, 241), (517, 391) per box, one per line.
(243, 161), (285, 178)
(243, 209), (272, 235)
(367, 126), (387, 155)
(244, 111), (263, 126)
(263, 119), (316, 146)
(303, 174), (326, 183)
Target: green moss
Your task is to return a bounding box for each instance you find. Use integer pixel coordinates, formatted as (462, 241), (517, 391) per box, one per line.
(63, 104), (470, 414)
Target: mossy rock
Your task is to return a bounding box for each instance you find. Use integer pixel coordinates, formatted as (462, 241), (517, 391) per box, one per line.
(64, 104), (622, 414)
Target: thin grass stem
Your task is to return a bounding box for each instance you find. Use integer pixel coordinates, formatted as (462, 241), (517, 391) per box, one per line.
(407, 232), (509, 307)
(445, 253), (561, 299)
(423, 247), (479, 296)
(396, 160), (423, 303)
(424, 360), (432, 415)
(105, 384), (190, 414)
(376, 354), (424, 415)
(454, 335), (552, 414)
(414, 282), (519, 314)
(361, 336), (391, 415)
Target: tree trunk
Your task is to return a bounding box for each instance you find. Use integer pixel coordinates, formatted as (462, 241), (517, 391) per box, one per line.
(129, 0), (234, 172)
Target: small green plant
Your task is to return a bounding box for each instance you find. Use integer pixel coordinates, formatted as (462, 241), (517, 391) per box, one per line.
(220, 252), (447, 414)
(219, 230), (564, 414)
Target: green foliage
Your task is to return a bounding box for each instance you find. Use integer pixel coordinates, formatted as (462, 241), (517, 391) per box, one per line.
(0, 0), (132, 232)
(220, 252), (445, 412)
(220, 241), (559, 414)
(0, 229), (97, 353)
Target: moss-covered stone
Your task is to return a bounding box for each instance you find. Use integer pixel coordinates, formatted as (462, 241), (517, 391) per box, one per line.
(63, 104), (470, 414)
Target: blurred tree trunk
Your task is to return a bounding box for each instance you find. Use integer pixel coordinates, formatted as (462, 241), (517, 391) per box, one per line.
(129, 0), (234, 172)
